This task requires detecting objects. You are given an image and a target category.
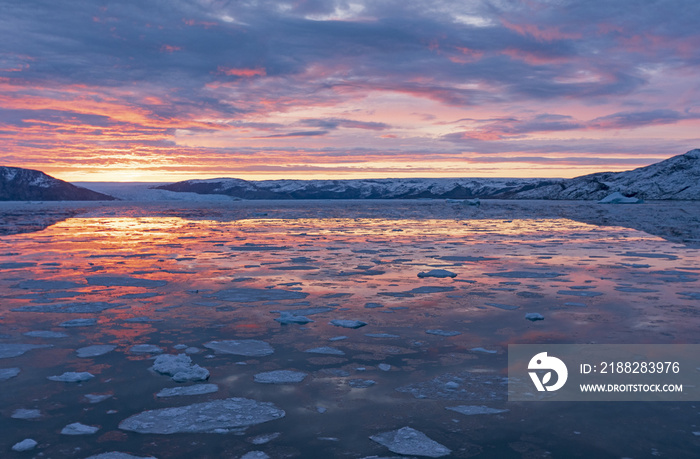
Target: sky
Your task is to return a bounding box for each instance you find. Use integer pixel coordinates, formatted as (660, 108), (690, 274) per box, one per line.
(1, 0), (699, 182)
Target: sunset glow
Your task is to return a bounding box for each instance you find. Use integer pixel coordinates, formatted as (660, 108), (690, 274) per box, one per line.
(2, 1), (699, 182)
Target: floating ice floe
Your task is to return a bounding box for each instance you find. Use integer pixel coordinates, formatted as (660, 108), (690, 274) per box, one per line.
(118, 397), (285, 434)
(348, 379), (375, 388)
(48, 371), (94, 382)
(379, 363), (392, 371)
(12, 408), (41, 419)
(212, 287), (308, 302)
(274, 311), (313, 325)
(61, 422), (100, 435)
(330, 319), (367, 329)
(364, 302), (384, 308)
(250, 432), (281, 444)
(0, 344), (52, 359)
(12, 302), (120, 313)
(130, 344), (163, 354)
(597, 192), (643, 204)
(204, 340), (274, 357)
(425, 330), (461, 337)
(366, 333), (399, 338)
(156, 384), (219, 398)
(77, 345), (117, 358)
(84, 453), (157, 459)
(525, 313), (545, 321)
(304, 346), (345, 356)
(446, 405), (509, 415)
(622, 252), (678, 260)
(11, 439), (37, 452)
(254, 370), (307, 384)
(484, 271), (564, 279)
(86, 276), (167, 288)
(370, 426), (451, 458)
(152, 354), (210, 382)
(0, 367), (20, 380)
(557, 290), (602, 297)
(417, 269), (457, 279)
(23, 330), (68, 338)
(60, 318), (98, 327)
(484, 302), (519, 310)
(85, 393), (112, 403)
(241, 452), (270, 459)
(470, 347), (497, 354)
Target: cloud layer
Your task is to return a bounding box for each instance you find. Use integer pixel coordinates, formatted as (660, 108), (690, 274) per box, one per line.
(1, 0), (699, 180)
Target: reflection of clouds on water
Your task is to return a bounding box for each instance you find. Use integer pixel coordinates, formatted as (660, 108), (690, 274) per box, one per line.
(0, 202), (699, 457)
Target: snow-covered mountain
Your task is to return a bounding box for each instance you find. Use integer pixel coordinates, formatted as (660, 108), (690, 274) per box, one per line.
(156, 149), (700, 200)
(156, 176), (562, 200)
(0, 167), (116, 201)
(515, 149), (700, 200)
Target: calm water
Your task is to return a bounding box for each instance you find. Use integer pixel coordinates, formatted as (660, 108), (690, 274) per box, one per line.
(1, 201), (699, 458)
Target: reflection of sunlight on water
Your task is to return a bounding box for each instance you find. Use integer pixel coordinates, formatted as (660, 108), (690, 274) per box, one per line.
(1, 213), (699, 458)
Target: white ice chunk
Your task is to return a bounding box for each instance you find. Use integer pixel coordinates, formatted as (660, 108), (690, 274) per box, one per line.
(23, 330), (68, 338)
(0, 367), (21, 380)
(370, 426), (451, 457)
(204, 340), (274, 357)
(241, 452), (270, 459)
(156, 384), (219, 398)
(446, 405), (509, 415)
(598, 192), (643, 204)
(118, 397), (285, 434)
(48, 371), (94, 382)
(525, 313), (545, 321)
(12, 408), (41, 419)
(330, 319), (367, 329)
(0, 343), (51, 359)
(77, 345), (117, 358)
(418, 269), (457, 278)
(12, 439), (37, 452)
(254, 370), (307, 384)
(61, 422), (99, 435)
(304, 346), (345, 356)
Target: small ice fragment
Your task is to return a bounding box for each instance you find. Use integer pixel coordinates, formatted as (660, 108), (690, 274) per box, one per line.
(378, 363), (391, 371)
(446, 405), (509, 415)
(84, 393), (112, 403)
(241, 452), (270, 459)
(23, 330), (68, 338)
(470, 347), (497, 354)
(445, 382), (459, 390)
(348, 379), (375, 388)
(330, 319), (367, 329)
(48, 371), (94, 382)
(185, 347), (201, 354)
(12, 408), (41, 419)
(275, 312), (313, 325)
(129, 344), (163, 354)
(204, 340), (274, 357)
(0, 367), (21, 380)
(370, 426), (451, 457)
(60, 318), (97, 327)
(316, 406), (327, 413)
(304, 346), (345, 356)
(425, 330), (461, 337)
(84, 453), (156, 459)
(12, 439), (37, 452)
(564, 302), (587, 307)
(557, 290), (602, 297)
(329, 336), (347, 341)
(76, 345), (117, 358)
(364, 302), (384, 308)
(61, 422), (99, 435)
(156, 384), (219, 398)
(250, 432), (280, 445)
(418, 269), (457, 279)
(254, 370), (307, 384)
(173, 344), (188, 350)
(366, 333), (400, 338)
(525, 313), (545, 321)
(152, 354), (209, 382)
(485, 302), (519, 310)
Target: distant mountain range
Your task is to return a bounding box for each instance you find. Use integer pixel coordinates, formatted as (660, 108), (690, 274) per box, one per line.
(2, 148), (698, 201)
(0, 166), (115, 201)
(156, 148), (700, 200)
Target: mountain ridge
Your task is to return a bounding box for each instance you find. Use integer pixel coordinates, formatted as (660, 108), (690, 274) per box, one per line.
(0, 166), (116, 201)
(155, 149), (700, 200)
